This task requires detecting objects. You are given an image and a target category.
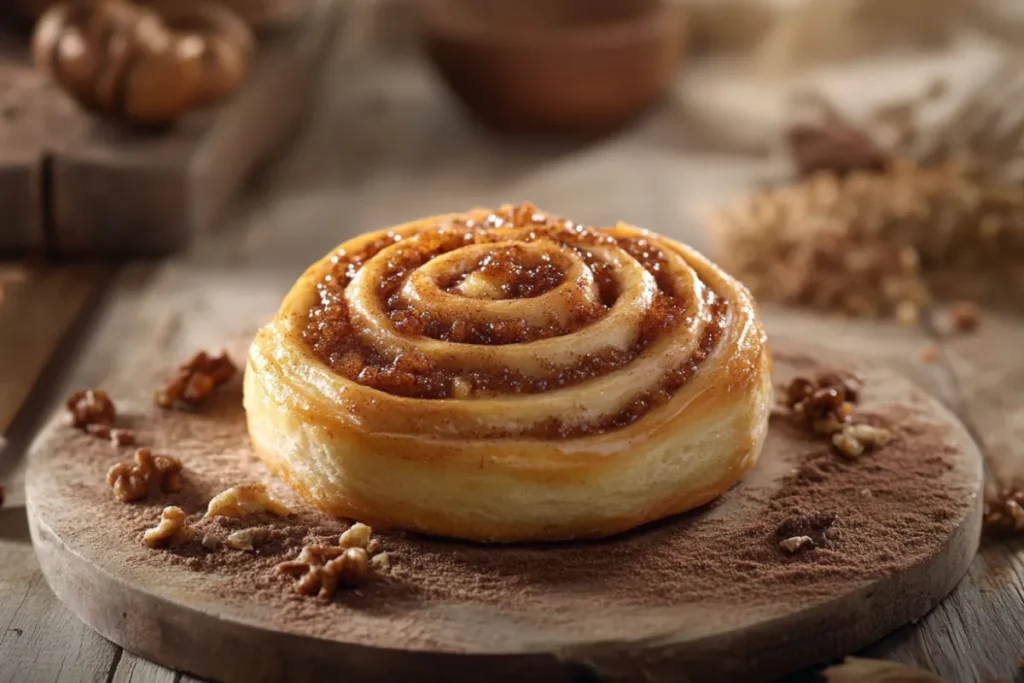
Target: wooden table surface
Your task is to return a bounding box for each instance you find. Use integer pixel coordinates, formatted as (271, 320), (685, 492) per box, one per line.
(2, 25), (1024, 683)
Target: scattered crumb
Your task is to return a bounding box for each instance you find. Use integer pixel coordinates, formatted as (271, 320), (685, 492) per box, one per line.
(225, 528), (270, 551)
(370, 552), (392, 571)
(896, 300), (920, 328)
(946, 300), (980, 334)
(921, 345), (941, 364)
(340, 522), (372, 549)
(780, 536), (815, 554)
(109, 428), (136, 447)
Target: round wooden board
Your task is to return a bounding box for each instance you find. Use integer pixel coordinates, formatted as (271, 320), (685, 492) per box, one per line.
(26, 341), (983, 683)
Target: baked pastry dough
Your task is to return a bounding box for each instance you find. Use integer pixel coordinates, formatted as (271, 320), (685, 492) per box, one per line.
(244, 204), (772, 542)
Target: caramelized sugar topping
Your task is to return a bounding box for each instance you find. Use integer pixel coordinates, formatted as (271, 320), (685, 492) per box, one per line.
(302, 204), (728, 436)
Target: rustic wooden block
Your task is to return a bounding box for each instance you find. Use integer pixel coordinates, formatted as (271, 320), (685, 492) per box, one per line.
(0, 0), (338, 258)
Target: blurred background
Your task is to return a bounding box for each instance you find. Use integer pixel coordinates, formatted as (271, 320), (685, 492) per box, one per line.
(2, 0), (1024, 268)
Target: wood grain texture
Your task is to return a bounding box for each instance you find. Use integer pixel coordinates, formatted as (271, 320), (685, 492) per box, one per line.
(0, 508), (119, 683)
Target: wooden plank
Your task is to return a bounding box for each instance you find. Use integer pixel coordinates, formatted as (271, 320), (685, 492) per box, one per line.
(0, 265), (110, 510)
(111, 653), (177, 683)
(0, 32), (70, 255)
(0, 266), (110, 436)
(0, 508), (119, 683)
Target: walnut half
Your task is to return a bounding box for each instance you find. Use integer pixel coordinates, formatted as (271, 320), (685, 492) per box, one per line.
(66, 389), (116, 430)
(155, 350), (237, 409)
(277, 522), (386, 598)
(106, 448), (183, 502)
(205, 484), (291, 519)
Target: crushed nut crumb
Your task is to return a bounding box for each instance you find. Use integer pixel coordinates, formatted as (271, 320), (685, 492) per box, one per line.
(85, 423), (111, 438)
(66, 389), (116, 430)
(201, 533), (222, 551)
(921, 345), (941, 364)
(155, 350), (237, 409)
(109, 428), (135, 447)
(780, 536), (815, 554)
(895, 300), (920, 328)
(224, 528), (269, 551)
(832, 429), (866, 459)
(946, 300), (980, 334)
(106, 448), (183, 502)
(984, 489), (1024, 535)
(833, 424), (892, 459)
(143, 506), (195, 548)
(781, 371), (861, 435)
(339, 522), (372, 549)
(205, 484), (291, 519)
(370, 551), (391, 572)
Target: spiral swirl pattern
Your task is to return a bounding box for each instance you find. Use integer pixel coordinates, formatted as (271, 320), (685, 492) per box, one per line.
(245, 204), (771, 541)
(294, 204), (744, 439)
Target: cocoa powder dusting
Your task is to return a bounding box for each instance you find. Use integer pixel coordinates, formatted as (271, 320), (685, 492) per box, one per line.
(39, 354), (976, 652)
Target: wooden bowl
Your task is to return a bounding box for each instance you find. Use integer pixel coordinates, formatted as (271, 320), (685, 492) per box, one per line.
(421, 0), (686, 135)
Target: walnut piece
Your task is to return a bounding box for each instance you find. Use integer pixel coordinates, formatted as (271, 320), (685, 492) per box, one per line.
(143, 506), (195, 548)
(780, 536), (815, 554)
(205, 483), (291, 519)
(66, 389), (116, 430)
(279, 546), (370, 598)
(833, 424), (893, 459)
(339, 522), (372, 549)
(984, 488), (1024, 535)
(782, 371), (860, 434)
(708, 164), (1024, 320)
(201, 533), (222, 551)
(921, 345), (941, 364)
(946, 300), (980, 334)
(370, 552), (391, 572)
(224, 528), (269, 551)
(155, 350), (237, 409)
(109, 428), (136, 447)
(278, 523), (384, 598)
(106, 448), (183, 502)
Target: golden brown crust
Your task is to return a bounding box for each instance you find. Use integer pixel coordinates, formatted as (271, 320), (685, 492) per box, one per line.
(244, 205), (773, 542)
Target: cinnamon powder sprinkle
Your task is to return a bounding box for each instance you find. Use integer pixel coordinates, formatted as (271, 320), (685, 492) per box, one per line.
(48, 356), (975, 652)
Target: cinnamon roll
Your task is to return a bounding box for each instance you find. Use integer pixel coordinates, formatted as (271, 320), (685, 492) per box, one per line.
(244, 204), (772, 542)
